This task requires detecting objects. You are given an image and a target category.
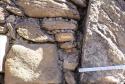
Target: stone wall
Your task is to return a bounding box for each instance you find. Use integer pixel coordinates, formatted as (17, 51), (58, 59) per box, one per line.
(1, 0), (125, 84)
(0, 0), (87, 84)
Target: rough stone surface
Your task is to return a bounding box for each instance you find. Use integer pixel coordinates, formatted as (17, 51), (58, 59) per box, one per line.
(42, 19), (77, 31)
(16, 19), (54, 42)
(0, 35), (8, 72)
(6, 5), (24, 16)
(64, 71), (76, 84)
(0, 7), (6, 23)
(5, 43), (61, 84)
(15, 0), (80, 19)
(60, 42), (75, 49)
(63, 53), (78, 70)
(55, 33), (74, 42)
(81, 0), (125, 83)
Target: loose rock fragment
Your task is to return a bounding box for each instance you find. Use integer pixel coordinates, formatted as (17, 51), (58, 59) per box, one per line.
(6, 5), (24, 16)
(55, 33), (75, 42)
(16, 19), (54, 42)
(5, 43), (62, 84)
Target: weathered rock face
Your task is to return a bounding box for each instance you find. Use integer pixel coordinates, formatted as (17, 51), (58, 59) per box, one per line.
(5, 43), (62, 84)
(81, 0), (125, 83)
(15, 0), (80, 19)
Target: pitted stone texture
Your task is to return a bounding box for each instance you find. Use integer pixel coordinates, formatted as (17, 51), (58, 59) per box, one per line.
(16, 19), (54, 42)
(5, 43), (62, 84)
(6, 5), (24, 16)
(81, 0), (125, 83)
(0, 35), (9, 72)
(55, 33), (75, 42)
(42, 18), (78, 31)
(15, 0), (80, 19)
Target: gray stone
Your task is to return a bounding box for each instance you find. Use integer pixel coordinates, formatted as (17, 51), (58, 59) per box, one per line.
(5, 43), (62, 84)
(63, 53), (78, 70)
(64, 71), (76, 84)
(0, 35), (9, 72)
(16, 19), (54, 42)
(6, 15), (16, 23)
(70, 0), (86, 7)
(81, 0), (125, 83)
(42, 19), (77, 31)
(15, 0), (80, 19)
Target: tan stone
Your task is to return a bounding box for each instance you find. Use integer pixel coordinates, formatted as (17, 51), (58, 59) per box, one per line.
(55, 33), (74, 42)
(6, 5), (24, 16)
(16, 19), (54, 42)
(60, 42), (75, 49)
(5, 43), (62, 84)
(0, 26), (7, 34)
(16, 0), (80, 19)
(0, 7), (5, 23)
(42, 20), (77, 31)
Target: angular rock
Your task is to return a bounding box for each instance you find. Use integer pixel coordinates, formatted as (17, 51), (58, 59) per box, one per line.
(63, 53), (78, 70)
(0, 35), (9, 72)
(16, 19), (54, 42)
(42, 19), (77, 31)
(81, 0), (125, 83)
(6, 15), (16, 23)
(0, 26), (7, 34)
(6, 5), (24, 16)
(55, 33), (75, 42)
(6, 23), (16, 39)
(15, 0), (80, 19)
(0, 7), (5, 23)
(5, 43), (62, 84)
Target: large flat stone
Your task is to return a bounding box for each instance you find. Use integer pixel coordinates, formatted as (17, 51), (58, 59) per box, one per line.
(81, 0), (125, 83)
(42, 19), (77, 31)
(0, 35), (9, 72)
(15, 0), (80, 19)
(16, 19), (54, 42)
(5, 43), (62, 84)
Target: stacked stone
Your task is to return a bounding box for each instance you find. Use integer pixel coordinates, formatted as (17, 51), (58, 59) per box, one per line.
(0, 0), (86, 84)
